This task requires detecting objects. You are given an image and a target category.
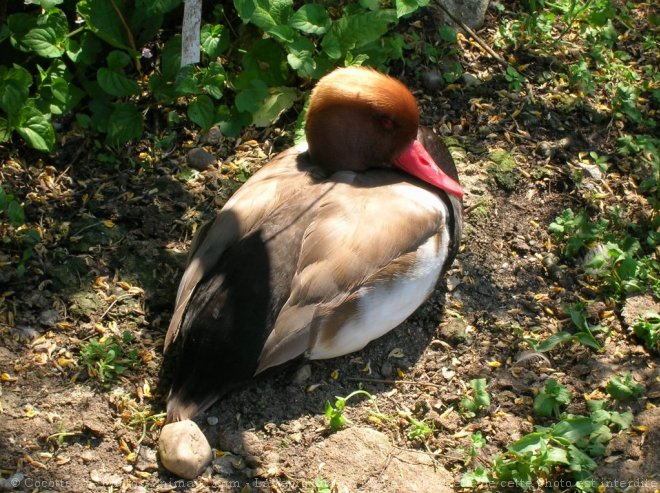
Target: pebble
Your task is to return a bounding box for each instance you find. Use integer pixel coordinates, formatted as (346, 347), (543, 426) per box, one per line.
(206, 416), (219, 426)
(420, 70), (443, 92)
(39, 309), (59, 327)
(80, 449), (96, 464)
(89, 469), (122, 487)
(159, 420), (213, 479)
(135, 446), (158, 472)
(292, 364), (312, 384)
(380, 361), (394, 378)
(462, 72), (480, 87)
(186, 148), (217, 170)
(201, 125), (223, 145)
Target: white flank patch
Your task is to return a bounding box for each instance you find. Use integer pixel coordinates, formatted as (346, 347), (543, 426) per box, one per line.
(308, 200), (450, 360)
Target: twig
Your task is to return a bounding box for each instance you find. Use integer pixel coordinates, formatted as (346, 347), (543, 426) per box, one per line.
(429, 2), (536, 102)
(429, 3), (507, 67)
(109, 0), (141, 73)
(100, 294), (136, 320)
(346, 377), (443, 389)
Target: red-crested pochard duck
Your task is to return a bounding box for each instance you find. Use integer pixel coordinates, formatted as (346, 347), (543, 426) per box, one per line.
(163, 66), (463, 422)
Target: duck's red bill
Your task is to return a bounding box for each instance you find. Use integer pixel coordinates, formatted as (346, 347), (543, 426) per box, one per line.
(394, 140), (464, 199)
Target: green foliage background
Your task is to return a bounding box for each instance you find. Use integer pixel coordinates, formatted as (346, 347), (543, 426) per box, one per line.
(0, 0), (429, 151)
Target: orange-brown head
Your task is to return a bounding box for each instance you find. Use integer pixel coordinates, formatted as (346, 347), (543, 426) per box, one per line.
(305, 66), (420, 172)
(305, 67), (463, 198)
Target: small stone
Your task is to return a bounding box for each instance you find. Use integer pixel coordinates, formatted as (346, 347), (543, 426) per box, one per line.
(201, 125), (223, 145)
(292, 364), (312, 384)
(462, 72), (480, 87)
(420, 70), (443, 92)
(89, 469), (122, 487)
(186, 148), (217, 170)
(439, 317), (470, 344)
(135, 446), (158, 472)
(212, 455), (235, 475)
(206, 416), (219, 426)
(80, 449), (95, 464)
(380, 361), (394, 378)
(446, 275), (461, 292)
(159, 420), (213, 479)
(122, 465), (133, 473)
(39, 309), (59, 327)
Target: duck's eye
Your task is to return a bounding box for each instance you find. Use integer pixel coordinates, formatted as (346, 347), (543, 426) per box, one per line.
(379, 116), (394, 130)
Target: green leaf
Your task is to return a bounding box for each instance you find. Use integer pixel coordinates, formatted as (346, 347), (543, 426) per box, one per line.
(188, 95), (214, 129)
(460, 467), (490, 487)
(550, 417), (597, 443)
(7, 200), (26, 227)
(66, 32), (102, 66)
(161, 36), (182, 81)
(395, 0), (430, 18)
(286, 36), (317, 76)
(0, 66), (32, 116)
(252, 87), (296, 127)
(106, 103), (143, 146)
(321, 10), (397, 59)
(606, 373), (645, 402)
(107, 50), (132, 70)
(9, 9), (69, 57)
(97, 68), (140, 97)
(136, 0), (181, 14)
(201, 24), (230, 59)
(174, 65), (200, 95)
(290, 4), (331, 35)
(438, 24), (457, 42)
(359, 0), (380, 11)
(235, 79), (268, 115)
(77, 0), (137, 54)
(16, 105), (55, 151)
(199, 62), (226, 100)
(535, 331), (575, 352)
(0, 118), (11, 142)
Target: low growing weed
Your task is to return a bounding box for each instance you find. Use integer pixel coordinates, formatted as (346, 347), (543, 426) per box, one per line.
(80, 331), (139, 386)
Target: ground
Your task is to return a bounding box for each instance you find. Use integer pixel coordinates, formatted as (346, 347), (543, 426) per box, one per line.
(0, 6), (658, 493)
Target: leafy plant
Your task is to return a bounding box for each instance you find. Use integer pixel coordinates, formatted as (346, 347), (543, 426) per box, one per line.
(1, 0), (434, 151)
(605, 373), (645, 402)
(324, 389), (374, 430)
(407, 417), (433, 440)
(631, 312), (659, 351)
(534, 378), (572, 418)
(530, 303), (606, 353)
(462, 400), (633, 492)
(460, 378), (491, 416)
(80, 331), (139, 385)
(0, 186), (41, 276)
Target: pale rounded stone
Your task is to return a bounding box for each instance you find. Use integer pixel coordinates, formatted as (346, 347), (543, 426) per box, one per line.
(158, 420), (212, 479)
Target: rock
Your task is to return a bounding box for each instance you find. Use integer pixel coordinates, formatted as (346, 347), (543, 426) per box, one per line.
(420, 70), (443, 92)
(89, 469), (122, 487)
(380, 361), (394, 378)
(462, 72), (480, 87)
(622, 295), (659, 327)
(201, 125), (223, 145)
(80, 449), (96, 464)
(135, 446), (158, 472)
(212, 454), (235, 475)
(433, 0), (489, 30)
(298, 427), (453, 492)
(206, 416), (219, 426)
(439, 317), (470, 344)
(292, 364), (312, 384)
(159, 420), (213, 479)
(39, 309), (59, 327)
(0, 472), (24, 490)
(186, 148), (217, 170)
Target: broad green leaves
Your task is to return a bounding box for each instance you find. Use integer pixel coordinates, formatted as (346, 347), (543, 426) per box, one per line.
(8, 9), (69, 57)
(2, 0), (431, 151)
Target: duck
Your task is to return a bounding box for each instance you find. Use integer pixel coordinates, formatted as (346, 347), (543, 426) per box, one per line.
(163, 66), (464, 423)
